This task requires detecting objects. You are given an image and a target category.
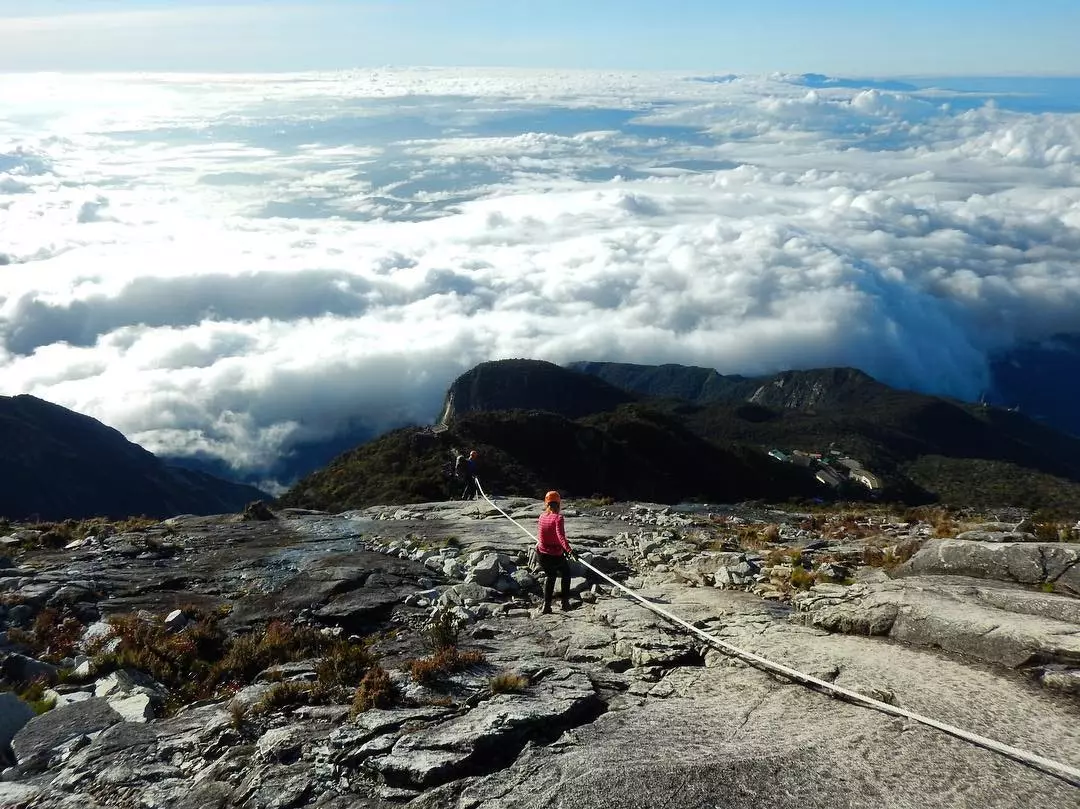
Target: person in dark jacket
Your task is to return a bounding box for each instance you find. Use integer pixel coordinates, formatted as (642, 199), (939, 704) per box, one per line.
(535, 490), (573, 614)
(457, 450), (480, 500)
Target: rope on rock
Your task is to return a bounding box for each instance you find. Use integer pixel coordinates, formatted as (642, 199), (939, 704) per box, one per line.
(473, 477), (1080, 789)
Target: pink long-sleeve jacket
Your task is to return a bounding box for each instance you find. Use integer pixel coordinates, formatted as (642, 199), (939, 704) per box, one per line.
(536, 511), (571, 556)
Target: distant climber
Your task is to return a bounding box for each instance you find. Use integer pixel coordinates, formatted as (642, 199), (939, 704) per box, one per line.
(456, 449), (480, 501)
(536, 490), (573, 614)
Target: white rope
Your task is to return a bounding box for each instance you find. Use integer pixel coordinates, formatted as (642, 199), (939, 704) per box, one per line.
(473, 478), (1080, 788)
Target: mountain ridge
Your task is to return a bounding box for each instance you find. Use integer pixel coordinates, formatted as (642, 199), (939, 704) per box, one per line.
(0, 394), (268, 521)
(282, 359), (1080, 515)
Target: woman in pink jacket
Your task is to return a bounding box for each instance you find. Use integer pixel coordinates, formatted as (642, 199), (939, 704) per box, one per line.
(536, 490), (573, 614)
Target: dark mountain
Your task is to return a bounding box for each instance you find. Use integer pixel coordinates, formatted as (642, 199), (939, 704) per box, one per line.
(990, 333), (1080, 438)
(284, 359), (1080, 515)
(279, 405), (822, 513)
(440, 359), (637, 424)
(0, 395), (268, 521)
(569, 361), (759, 404)
(571, 362), (908, 410)
(578, 349), (1080, 441)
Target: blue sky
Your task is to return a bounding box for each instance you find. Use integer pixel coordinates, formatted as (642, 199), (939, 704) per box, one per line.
(0, 0), (1078, 74)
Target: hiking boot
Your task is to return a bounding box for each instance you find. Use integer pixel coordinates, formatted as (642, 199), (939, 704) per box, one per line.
(561, 600), (573, 612)
(539, 605), (552, 615)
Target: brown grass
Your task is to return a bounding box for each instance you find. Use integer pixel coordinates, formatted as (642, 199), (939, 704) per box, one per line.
(16, 516), (161, 550)
(489, 671), (529, 694)
(407, 647), (487, 685)
(863, 538), (924, 571)
(350, 665), (398, 715)
(788, 566), (817, 591)
(252, 681), (320, 715)
(91, 612), (377, 712)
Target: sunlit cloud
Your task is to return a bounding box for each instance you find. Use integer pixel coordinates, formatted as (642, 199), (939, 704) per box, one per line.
(1, 69), (1079, 483)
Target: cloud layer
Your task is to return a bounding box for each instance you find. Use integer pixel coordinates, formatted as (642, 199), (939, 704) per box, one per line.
(2, 70), (1079, 484)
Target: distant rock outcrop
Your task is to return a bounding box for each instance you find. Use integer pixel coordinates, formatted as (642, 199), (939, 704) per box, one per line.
(571, 362), (895, 411)
(0, 394), (268, 520)
(439, 360), (636, 425)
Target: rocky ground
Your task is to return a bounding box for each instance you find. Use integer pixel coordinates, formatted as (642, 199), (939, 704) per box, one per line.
(1, 499), (1079, 808)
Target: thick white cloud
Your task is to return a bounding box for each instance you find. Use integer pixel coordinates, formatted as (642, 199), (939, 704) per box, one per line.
(1, 69), (1079, 482)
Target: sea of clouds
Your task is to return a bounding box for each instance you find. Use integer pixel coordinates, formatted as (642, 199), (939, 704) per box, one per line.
(1, 69), (1079, 485)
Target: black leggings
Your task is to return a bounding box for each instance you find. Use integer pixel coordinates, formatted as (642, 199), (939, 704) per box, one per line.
(537, 551), (571, 606)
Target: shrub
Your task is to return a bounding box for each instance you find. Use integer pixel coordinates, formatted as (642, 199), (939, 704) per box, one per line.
(425, 609), (462, 652)
(407, 647), (487, 685)
(351, 666), (397, 716)
(229, 699), (247, 730)
(91, 613), (365, 712)
(208, 621), (329, 688)
(488, 671), (529, 694)
(252, 681), (317, 715)
(15, 678), (56, 715)
(32, 608), (85, 662)
(315, 641), (376, 690)
(789, 566), (816, 591)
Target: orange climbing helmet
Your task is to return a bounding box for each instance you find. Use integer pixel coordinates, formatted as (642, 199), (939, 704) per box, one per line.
(544, 490), (561, 505)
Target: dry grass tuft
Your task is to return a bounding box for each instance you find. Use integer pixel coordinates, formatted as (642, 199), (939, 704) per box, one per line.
(350, 665), (398, 715)
(488, 671), (529, 694)
(407, 647), (487, 685)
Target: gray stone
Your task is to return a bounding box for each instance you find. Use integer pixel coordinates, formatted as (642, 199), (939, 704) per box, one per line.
(108, 693), (155, 723)
(1040, 668), (1080, 696)
(465, 554), (502, 587)
(256, 727), (304, 761)
(12, 698), (122, 768)
(798, 576), (1080, 671)
(0, 693), (35, 754)
(511, 569), (537, 590)
(164, 609), (188, 632)
(368, 668), (599, 789)
(48, 584), (93, 605)
(0, 783), (42, 805)
(47, 690), (93, 709)
(5, 604), (32, 628)
(438, 583), (497, 607)
(955, 530), (1038, 543)
(897, 539), (1080, 595)
(1, 654), (59, 686)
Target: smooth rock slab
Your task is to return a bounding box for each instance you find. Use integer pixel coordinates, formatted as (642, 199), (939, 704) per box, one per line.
(898, 540), (1080, 595)
(367, 668), (600, 788)
(0, 693), (35, 753)
(12, 698), (122, 768)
